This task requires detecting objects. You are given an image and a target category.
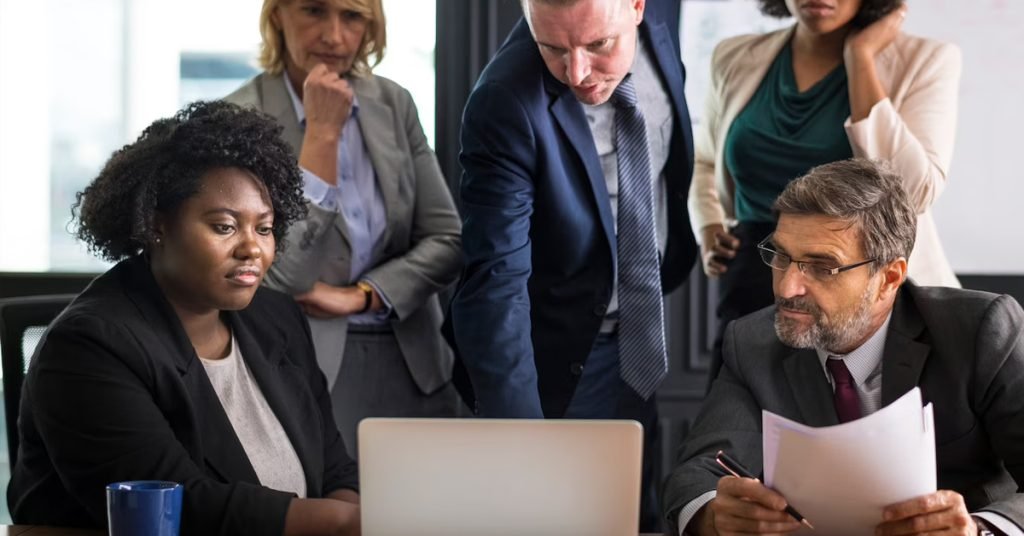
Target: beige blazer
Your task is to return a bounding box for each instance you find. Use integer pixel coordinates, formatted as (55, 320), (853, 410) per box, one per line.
(226, 72), (461, 394)
(688, 27), (962, 287)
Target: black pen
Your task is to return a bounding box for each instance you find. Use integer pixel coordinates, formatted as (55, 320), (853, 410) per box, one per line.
(715, 450), (814, 530)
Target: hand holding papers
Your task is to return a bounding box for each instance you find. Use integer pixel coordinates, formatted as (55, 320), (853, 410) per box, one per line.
(762, 388), (936, 535)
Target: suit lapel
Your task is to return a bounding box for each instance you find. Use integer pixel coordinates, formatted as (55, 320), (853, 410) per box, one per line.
(183, 359), (262, 486)
(782, 348), (839, 426)
(546, 76), (618, 260)
(258, 73), (305, 156)
(120, 256), (198, 376)
(350, 76), (398, 252)
(641, 19), (694, 173)
(228, 312), (319, 496)
(642, 20), (683, 111)
(881, 289), (929, 406)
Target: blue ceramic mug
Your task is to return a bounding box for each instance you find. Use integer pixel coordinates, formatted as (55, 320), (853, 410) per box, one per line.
(106, 481), (182, 536)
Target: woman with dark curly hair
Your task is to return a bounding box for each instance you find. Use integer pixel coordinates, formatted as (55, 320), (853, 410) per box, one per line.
(225, 0), (463, 456)
(8, 101), (361, 536)
(689, 0), (962, 384)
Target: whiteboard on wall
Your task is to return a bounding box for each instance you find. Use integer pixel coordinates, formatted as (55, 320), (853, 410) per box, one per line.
(681, 0), (1024, 274)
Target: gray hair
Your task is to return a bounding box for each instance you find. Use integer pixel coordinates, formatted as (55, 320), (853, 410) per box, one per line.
(772, 158), (916, 269)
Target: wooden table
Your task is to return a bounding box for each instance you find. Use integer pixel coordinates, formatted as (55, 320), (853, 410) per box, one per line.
(1, 527), (661, 535)
(0, 528), (103, 536)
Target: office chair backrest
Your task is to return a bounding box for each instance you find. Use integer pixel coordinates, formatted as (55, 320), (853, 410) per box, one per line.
(0, 294), (76, 468)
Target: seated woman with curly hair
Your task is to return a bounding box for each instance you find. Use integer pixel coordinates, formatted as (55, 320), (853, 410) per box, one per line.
(8, 101), (361, 536)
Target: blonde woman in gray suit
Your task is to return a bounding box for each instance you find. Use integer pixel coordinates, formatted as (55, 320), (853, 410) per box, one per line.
(689, 0), (962, 383)
(226, 0), (462, 456)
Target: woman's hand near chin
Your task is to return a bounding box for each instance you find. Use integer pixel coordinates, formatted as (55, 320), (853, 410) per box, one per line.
(298, 64), (355, 186)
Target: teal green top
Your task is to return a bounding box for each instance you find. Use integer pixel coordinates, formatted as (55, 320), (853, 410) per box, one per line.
(725, 41), (854, 223)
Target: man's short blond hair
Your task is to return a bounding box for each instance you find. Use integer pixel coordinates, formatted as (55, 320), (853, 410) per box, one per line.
(521, 0), (584, 7)
(258, 0), (387, 77)
(519, 0), (589, 16)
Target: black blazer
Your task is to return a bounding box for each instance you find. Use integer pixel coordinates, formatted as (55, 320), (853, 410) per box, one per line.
(8, 256), (358, 535)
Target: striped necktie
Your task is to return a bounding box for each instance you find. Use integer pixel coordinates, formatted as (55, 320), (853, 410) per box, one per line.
(612, 75), (668, 400)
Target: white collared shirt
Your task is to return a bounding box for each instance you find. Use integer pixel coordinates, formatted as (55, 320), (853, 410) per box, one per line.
(814, 312), (891, 416)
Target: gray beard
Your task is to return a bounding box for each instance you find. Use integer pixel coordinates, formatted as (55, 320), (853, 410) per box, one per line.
(774, 285), (875, 353)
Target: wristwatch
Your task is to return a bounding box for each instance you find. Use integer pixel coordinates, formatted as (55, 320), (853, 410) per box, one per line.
(355, 281), (374, 314)
(974, 517), (995, 536)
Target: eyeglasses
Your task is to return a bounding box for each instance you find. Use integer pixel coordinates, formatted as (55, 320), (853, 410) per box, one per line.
(757, 236), (875, 282)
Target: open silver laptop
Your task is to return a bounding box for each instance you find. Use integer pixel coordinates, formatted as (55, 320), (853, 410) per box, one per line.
(358, 418), (643, 536)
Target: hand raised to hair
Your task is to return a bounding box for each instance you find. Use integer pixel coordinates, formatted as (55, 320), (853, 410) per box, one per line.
(844, 2), (908, 63)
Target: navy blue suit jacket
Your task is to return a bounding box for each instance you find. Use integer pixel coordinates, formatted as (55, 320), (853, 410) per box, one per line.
(449, 0), (698, 418)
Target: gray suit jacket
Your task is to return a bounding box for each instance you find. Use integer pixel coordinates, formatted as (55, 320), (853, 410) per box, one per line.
(663, 283), (1024, 532)
(225, 72), (461, 394)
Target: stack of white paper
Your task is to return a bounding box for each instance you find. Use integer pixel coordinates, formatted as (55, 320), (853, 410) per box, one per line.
(763, 387), (936, 535)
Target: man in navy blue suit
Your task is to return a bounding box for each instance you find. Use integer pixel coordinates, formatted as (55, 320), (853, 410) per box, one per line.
(448, 0), (697, 529)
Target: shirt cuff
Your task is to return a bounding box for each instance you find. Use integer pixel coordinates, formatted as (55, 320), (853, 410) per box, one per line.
(300, 166), (338, 211)
(677, 490), (717, 535)
(843, 97), (896, 148)
(975, 512), (1023, 536)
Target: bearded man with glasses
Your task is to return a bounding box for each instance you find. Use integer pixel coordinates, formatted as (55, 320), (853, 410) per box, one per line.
(664, 158), (1024, 536)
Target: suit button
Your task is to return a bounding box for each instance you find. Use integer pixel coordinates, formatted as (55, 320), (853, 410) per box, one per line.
(593, 303), (607, 316)
(570, 362), (584, 376)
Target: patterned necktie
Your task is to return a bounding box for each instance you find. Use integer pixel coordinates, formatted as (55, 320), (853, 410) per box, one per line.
(613, 75), (668, 400)
(826, 357), (862, 423)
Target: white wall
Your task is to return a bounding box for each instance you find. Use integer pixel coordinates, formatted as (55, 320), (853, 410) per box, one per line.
(0, 0), (52, 270)
(903, 0), (1024, 274)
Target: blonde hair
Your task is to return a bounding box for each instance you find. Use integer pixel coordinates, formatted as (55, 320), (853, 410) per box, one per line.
(258, 0), (387, 77)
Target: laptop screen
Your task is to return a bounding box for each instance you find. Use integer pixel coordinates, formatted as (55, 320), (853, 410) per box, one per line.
(358, 418), (643, 536)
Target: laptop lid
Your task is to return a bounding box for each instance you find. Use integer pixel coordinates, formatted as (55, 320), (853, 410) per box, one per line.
(358, 418), (643, 536)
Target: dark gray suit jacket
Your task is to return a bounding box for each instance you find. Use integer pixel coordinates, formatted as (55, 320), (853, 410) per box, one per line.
(664, 282), (1024, 533)
(225, 72), (461, 394)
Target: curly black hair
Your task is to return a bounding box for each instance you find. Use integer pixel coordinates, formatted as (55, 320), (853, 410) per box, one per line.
(757, 0), (903, 27)
(73, 100), (307, 262)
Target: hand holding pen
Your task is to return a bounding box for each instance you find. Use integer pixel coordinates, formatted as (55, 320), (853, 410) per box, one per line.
(703, 450), (814, 532)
